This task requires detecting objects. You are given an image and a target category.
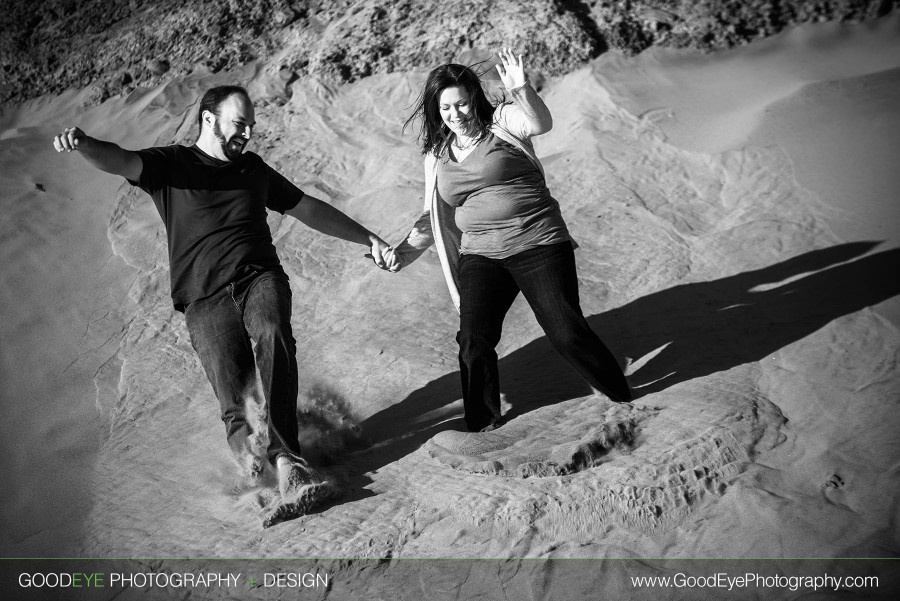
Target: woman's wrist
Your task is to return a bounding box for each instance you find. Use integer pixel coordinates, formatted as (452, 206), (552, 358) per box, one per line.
(505, 81), (530, 93)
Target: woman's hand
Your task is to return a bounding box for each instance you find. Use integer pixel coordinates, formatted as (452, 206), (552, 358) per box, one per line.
(495, 48), (527, 90)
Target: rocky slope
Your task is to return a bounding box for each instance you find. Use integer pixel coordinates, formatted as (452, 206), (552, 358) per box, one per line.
(1, 0), (896, 105)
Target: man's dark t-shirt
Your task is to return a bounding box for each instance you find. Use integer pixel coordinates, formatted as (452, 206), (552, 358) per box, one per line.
(129, 144), (304, 311)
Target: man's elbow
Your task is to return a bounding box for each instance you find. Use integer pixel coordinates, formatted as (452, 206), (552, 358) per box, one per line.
(120, 153), (143, 182)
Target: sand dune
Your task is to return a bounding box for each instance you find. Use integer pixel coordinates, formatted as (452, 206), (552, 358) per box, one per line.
(1, 13), (899, 600)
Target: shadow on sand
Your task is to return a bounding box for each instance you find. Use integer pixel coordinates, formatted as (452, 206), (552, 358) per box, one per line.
(355, 241), (900, 472)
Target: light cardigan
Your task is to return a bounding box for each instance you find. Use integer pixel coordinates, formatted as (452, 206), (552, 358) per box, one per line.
(393, 84), (558, 313)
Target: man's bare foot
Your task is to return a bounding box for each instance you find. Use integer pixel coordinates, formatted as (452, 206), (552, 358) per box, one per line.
(276, 455), (312, 498)
(262, 480), (340, 528)
(262, 456), (341, 528)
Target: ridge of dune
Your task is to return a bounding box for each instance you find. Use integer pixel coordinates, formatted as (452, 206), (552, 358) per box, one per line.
(2, 0), (895, 106)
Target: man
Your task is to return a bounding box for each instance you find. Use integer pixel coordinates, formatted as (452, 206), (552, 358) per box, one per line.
(53, 85), (392, 526)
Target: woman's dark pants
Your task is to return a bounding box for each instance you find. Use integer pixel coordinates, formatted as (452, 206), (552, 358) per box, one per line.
(457, 242), (631, 431)
(184, 270), (302, 465)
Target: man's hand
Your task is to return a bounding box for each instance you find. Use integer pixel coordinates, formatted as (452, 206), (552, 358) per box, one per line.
(50, 127), (143, 180)
(366, 235), (393, 271)
(53, 126), (87, 152)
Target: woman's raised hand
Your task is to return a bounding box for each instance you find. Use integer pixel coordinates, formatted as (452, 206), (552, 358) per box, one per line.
(495, 48), (527, 90)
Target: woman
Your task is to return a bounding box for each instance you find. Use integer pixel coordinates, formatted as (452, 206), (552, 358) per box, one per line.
(387, 48), (631, 432)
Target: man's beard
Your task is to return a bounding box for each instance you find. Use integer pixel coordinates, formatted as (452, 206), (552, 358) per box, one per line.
(213, 119), (246, 161)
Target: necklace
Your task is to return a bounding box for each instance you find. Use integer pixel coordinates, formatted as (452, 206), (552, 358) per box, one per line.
(453, 135), (479, 151)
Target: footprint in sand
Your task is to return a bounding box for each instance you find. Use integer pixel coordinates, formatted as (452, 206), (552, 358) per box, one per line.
(425, 397), (652, 478)
(824, 474), (845, 489)
(418, 381), (778, 532)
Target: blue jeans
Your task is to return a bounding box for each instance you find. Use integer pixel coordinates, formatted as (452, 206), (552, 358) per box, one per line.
(185, 269), (302, 465)
(458, 242), (631, 431)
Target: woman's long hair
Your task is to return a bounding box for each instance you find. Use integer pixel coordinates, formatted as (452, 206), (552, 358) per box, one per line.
(403, 63), (496, 157)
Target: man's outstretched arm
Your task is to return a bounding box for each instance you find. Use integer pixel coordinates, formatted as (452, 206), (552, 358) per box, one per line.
(53, 127), (142, 182)
(286, 193), (393, 270)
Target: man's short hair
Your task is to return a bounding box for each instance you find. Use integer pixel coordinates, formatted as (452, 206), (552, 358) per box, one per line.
(197, 85), (251, 132)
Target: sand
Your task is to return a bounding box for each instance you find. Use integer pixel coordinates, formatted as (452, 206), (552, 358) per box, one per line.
(1, 13), (898, 600)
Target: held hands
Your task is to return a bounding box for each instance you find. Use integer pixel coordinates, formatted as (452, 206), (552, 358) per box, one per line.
(365, 235), (402, 272)
(383, 246), (403, 272)
(53, 126), (87, 152)
(495, 47), (527, 90)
